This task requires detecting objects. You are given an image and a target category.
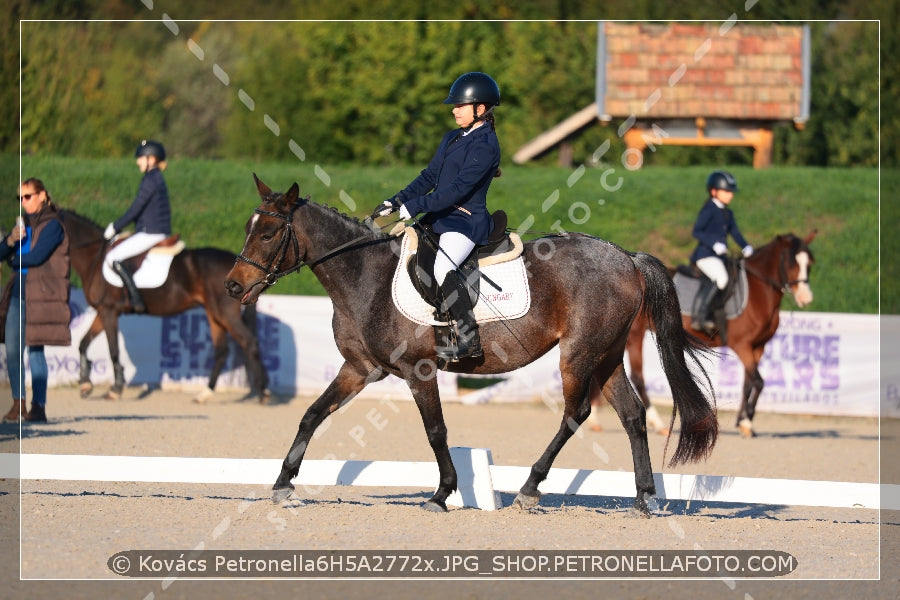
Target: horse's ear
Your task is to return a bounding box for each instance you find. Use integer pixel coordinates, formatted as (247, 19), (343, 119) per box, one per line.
(804, 229), (818, 244)
(253, 173), (273, 199)
(284, 182), (301, 206)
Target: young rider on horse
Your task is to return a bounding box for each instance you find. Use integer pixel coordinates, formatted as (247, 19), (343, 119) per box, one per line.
(103, 140), (172, 313)
(376, 72), (502, 362)
(689, 170), (754, 333)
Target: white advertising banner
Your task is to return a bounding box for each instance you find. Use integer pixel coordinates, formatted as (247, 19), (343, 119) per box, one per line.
(476, 311), (887, 419)
(0, 291), (458, 401)
(0, 292), (888, 418)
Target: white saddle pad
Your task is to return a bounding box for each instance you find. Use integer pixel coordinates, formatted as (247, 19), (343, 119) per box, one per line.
(102, 242), (185, 289)
(390, 228), (531, 326)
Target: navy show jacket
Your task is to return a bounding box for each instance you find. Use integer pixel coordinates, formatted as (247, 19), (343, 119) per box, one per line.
(114, 168), (172, 235)
(689, 198), (749, 262)
(396, 122), (500, 245)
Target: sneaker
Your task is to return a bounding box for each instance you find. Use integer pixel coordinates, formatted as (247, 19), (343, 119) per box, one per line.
(24, 403), (47, 423)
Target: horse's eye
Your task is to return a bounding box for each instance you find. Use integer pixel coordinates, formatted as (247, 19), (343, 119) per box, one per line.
(261, 232), (275, 242)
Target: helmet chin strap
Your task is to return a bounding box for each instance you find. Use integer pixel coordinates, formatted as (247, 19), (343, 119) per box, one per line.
(463, 104), (495, 132)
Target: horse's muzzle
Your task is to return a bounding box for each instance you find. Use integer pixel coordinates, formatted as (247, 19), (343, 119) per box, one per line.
(224, 279), (245, 300)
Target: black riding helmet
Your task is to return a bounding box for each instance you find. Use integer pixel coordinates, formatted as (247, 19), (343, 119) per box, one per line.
(135, 139), (166, 161)
(706, 170), (738, 192)
(443, 72), (501, 106)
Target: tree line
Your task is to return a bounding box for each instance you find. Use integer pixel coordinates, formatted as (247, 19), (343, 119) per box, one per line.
(2, 0), (892, 168)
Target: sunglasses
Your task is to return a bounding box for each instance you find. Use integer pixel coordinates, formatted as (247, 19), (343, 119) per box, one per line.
(17, 193), (39, 201)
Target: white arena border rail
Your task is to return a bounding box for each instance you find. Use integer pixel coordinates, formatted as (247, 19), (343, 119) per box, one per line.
(2, 449), (897, 512)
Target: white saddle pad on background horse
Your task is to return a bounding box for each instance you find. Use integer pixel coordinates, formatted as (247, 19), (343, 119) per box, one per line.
(673, 266), (749, 320)
(102, 243), (185, 289)
(390, 228), (531, 326)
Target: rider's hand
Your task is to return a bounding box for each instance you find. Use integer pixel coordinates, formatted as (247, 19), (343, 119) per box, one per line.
(398, 204), (411, 220)
(742, 245), (754, 258)
(376, 198), (399, 218)
(713, 242), (727, 256)
(104, 223), (116, 240)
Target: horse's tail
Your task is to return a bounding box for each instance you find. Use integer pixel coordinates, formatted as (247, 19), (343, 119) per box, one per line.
(632, 252), (718, 466)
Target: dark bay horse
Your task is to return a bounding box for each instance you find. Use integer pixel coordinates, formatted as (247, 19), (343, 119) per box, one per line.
(623, 232), (816, 438)
(59, 210), (270, 403)
(224, 175), (718, 516)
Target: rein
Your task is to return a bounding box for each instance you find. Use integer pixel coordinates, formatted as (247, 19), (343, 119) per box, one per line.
(234, 207), (395, 287)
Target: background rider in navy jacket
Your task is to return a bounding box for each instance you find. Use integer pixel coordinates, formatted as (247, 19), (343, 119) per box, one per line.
(688, 170), (753, 332)
(377, 72), (501, 361)
(103, 140), (172, 313)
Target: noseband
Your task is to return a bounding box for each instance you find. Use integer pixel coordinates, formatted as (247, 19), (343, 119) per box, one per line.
(234, 207), (304, 287)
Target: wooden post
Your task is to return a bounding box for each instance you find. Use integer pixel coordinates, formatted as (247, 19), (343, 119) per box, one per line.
(752, 126), (774, 168)
(558, 142), (574, 168)
(622, 128), (647, 170)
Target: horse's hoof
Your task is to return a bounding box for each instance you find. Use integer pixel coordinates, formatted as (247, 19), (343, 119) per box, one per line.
(421, 499), (448, 513)
(629, 505), (652, 518)
(272, 488), (294, 504)
(738, 418), (755, 438)
(193, 387), (214, 404)
(629, 492), (656, 518)
(259, 389), (272, 405)
(104, 390), (121, 401)
(512, 493), (540, 510)
(79, 383), (93, 398)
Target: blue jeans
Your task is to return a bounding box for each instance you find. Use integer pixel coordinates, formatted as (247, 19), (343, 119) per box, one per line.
(4, 294), (48, 406)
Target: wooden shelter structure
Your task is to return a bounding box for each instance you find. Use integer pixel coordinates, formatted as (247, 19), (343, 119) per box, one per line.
(513, 22), (811, 168)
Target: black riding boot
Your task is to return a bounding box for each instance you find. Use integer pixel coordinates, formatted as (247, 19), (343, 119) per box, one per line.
(690, 277), (718, 333)
(437, 271), (482, 361)
(112, 260), (146, 313)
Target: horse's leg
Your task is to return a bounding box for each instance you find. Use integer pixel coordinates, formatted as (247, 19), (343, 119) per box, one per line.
(221, 304), (270, 404)
(272, 362), (382, 503)
(78, 314), (106, 398)
(745, 345), (767, 421)
(624, 320), (669, 435)
(734, 345), (763, 437)
(406, 375), (456, 512)
(194, 317), (228, 404)
(98, 309), (125, 400)
(586, 385), (605, 432)
(515, 357), (594, 511)
(603, 363), (656, 517)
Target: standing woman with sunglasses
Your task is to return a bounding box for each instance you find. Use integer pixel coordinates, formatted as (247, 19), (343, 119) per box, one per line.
(0, 178), (71, 423)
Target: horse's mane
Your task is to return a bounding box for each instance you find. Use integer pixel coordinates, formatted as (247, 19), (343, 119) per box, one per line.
(264, 192), (388, 239)
(59, 208), (101, 230)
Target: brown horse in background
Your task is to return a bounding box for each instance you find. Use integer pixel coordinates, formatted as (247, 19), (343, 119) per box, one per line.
(60, 210), (270, 403)
(224, 175), (718, 516)
(621, 232), (816, 438)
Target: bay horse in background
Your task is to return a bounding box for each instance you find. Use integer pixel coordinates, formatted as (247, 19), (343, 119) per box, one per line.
(59, 210), (270, 403)
(621, 232), (816, 438)
(224, 175), (718, 516)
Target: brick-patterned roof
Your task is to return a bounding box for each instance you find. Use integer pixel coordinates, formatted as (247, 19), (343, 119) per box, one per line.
(600, 22), (808, 121)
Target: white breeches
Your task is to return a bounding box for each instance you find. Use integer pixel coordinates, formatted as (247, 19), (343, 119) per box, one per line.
(104, 232), (167, 266)
(695, 256), (729, 290)
(433, 231), (476, 286)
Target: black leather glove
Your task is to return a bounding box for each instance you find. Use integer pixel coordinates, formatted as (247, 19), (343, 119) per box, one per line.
(374, 197), (401, 218)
